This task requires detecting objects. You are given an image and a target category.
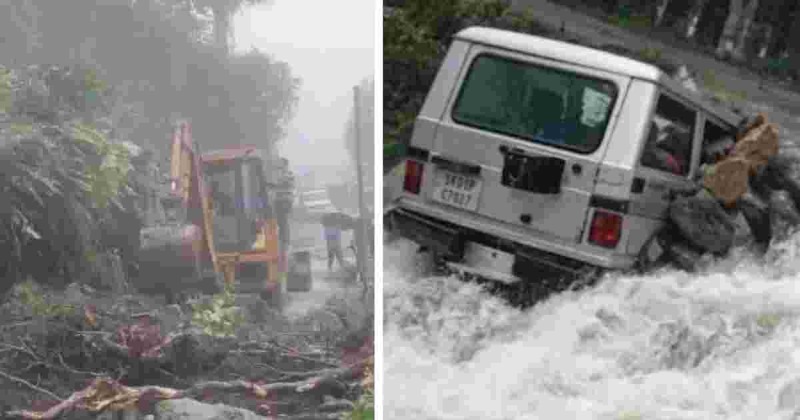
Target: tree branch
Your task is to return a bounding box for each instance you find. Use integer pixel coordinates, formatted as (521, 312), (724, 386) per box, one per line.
(0, 368), (63, 402)
(3, 359), (369, 420)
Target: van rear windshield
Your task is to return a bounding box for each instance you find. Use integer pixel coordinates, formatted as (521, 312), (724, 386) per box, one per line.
(451, 54), (618, 154)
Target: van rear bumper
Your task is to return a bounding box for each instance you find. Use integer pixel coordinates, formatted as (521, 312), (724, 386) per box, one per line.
(388, 206), (608, 281)
(388, 207), (464, 257)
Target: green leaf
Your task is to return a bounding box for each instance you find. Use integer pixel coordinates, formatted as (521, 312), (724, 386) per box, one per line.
(757, 313), (780, 329)
(10, 123), (34, 136)
(0, 67), (11, 113)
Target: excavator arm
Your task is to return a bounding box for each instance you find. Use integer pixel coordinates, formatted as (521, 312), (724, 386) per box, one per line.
(169, 121), (219, 275)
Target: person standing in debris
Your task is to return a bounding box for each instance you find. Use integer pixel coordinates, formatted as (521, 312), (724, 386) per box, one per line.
(322, 212), (345, 270)
(274, 158), (294, 249)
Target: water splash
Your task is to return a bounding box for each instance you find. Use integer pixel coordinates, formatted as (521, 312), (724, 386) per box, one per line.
(384, 235), (800, 419)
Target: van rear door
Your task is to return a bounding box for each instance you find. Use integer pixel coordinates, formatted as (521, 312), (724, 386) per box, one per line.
(428, 45), (629, 243)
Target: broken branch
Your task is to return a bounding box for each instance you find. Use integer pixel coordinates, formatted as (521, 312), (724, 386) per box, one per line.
(0, 369), (63, 402)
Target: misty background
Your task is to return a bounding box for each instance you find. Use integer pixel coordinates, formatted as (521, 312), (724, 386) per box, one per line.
(234, 0), (375, 190)
(1, 0), (375, 192)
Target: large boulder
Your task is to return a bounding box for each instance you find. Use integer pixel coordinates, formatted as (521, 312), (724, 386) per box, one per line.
(668, 191), (736, 255)
(702, 157), (751, 207)
(155, 398), (266, 420)
(702, 113), (780, 206)
(737, 191), (772, 249)
(768, 189), (800, 242)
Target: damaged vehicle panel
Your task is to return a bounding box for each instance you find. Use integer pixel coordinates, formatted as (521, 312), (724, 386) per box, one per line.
(386, 26), (742, 289)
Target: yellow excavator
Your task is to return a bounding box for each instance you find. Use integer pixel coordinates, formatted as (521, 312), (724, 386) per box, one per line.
(135, 121), (309, 305)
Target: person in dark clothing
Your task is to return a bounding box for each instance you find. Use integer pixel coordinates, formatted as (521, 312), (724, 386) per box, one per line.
(321, 212), (346, 270)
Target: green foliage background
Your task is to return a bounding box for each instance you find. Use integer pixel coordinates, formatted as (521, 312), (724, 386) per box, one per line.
(383, 0), (552, 171)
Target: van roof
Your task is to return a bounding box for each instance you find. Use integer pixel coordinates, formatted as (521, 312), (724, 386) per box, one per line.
(456, 26), (663, 81)
(454, 26), (741, 126)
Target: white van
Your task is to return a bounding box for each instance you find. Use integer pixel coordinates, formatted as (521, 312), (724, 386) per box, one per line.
(385, 26), (742, 286)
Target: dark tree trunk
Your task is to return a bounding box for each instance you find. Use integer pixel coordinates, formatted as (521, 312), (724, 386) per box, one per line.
(785, 4), (800, 78)
(212, 3), (231, 54)
(685, 0), (711, 39)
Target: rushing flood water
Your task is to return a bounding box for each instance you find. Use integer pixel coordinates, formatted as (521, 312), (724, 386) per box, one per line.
(384, 234), (800, 419)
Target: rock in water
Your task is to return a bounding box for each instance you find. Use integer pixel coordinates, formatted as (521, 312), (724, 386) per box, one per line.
(729, 209), (754, 248)
(664, 238), (703, 272)
(769, 190), (800, 223)
(769, 189), (800, 242)
(156, 398), (266, 420)
(737, 191), (772, 248)
(765, 155), (800, 210)
(701, 113), (779, 206)
(702, 157), (751, 206)
(669, 191), (736, 254)
(733, 122), (779, 173)
(736, 113), (767, 142)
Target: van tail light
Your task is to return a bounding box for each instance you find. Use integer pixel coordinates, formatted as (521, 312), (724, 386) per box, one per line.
(588, 210), (623, 248)
(403, 160), (424, 194)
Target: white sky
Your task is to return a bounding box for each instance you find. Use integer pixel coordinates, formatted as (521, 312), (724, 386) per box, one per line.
(232, 0), (375, 182)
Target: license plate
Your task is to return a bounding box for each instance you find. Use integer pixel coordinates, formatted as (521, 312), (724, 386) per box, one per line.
(431, 170), (482, 211)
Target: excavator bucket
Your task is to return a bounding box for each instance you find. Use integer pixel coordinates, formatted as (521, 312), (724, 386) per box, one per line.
(136, 122), (217, 301)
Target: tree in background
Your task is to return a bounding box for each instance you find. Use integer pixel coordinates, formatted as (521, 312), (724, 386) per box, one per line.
(0, 0), (298, 156)
(383, 0), (542, 170)
(683, 0), (711, 39)
(181, 0), (276, 53)
(226, 49), (300, 155)
(0, 0), (299, 293)
(714, 0), (759, 61)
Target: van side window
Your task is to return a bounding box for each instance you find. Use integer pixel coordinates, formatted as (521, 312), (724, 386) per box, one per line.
(640, 94), (697, 176)
(701, 119), (735, 165)
(451, 54), (618, 154)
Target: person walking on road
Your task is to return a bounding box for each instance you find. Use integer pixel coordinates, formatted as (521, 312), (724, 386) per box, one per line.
(322, 212), (345, 270)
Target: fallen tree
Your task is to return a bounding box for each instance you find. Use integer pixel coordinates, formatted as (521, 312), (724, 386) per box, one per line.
(0, 279), (373, 419)
(4, 358), (371, 419)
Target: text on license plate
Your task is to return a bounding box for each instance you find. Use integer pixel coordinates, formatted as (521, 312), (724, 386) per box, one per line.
(432, 171), (482, 211)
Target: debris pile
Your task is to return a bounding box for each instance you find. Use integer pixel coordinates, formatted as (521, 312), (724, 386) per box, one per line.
(645, 113), (800, 271)
(0, 281), (373, 419)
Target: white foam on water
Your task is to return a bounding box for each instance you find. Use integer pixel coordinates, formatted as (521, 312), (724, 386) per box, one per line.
(384, 235), (800, 420)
